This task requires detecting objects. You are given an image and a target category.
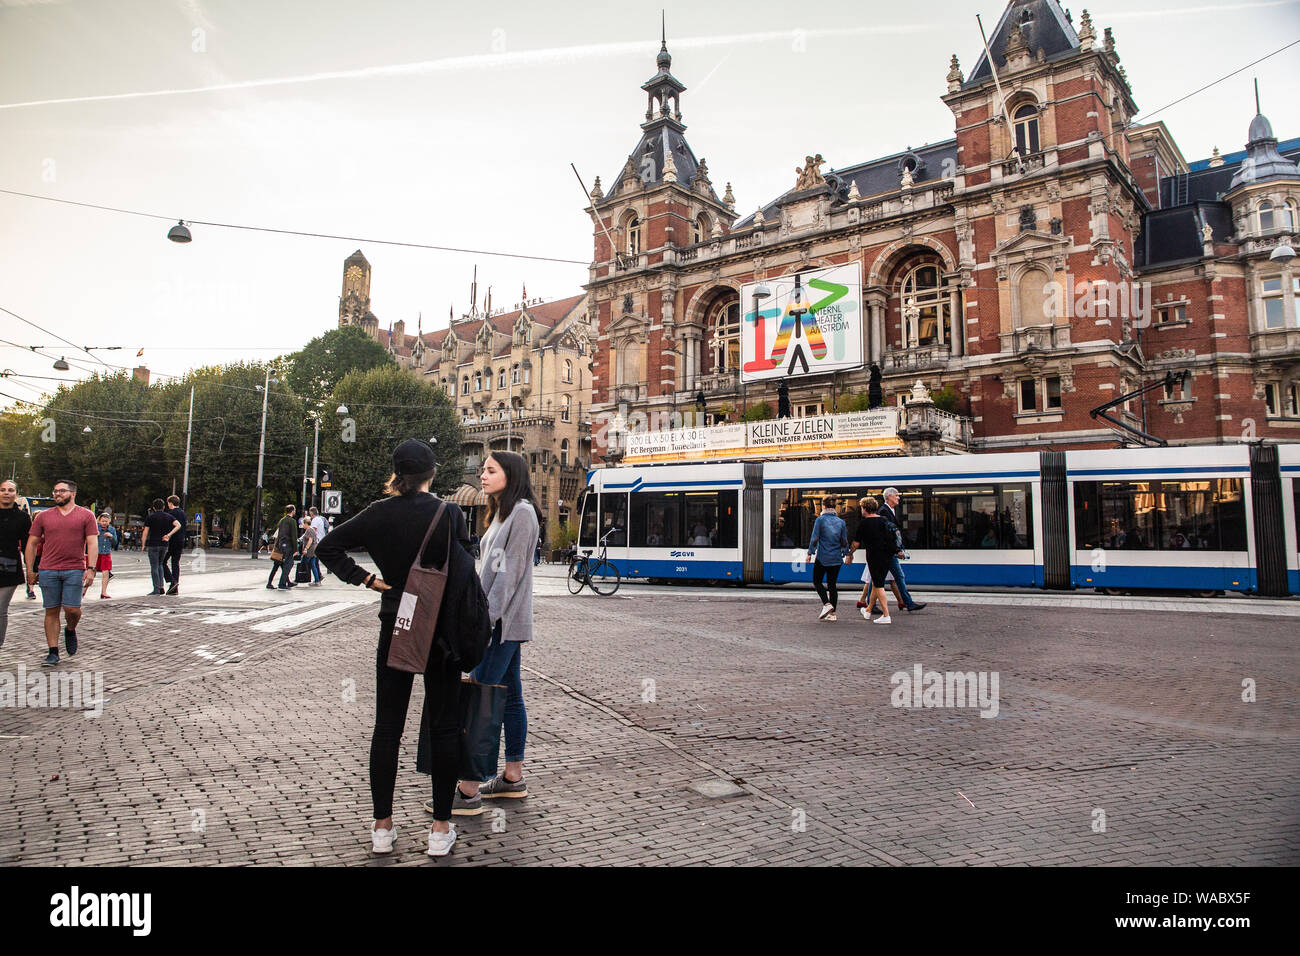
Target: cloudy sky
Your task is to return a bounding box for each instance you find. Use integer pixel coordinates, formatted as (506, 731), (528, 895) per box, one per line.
(1, 0), (1296, 409)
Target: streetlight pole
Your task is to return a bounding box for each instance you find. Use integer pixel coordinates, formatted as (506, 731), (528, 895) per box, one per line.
(250, 366), (272, 559)
(181, 384), (194, 526)
(311, 414), (320, 510)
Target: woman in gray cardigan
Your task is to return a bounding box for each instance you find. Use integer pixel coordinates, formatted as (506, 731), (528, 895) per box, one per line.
(454, 449), (539, 814)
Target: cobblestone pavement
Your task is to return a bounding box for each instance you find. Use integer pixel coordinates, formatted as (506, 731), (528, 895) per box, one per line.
(1, 553), (1296, 866)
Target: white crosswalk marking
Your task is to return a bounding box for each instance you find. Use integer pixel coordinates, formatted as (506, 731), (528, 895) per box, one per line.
(250, 602), (355, 633)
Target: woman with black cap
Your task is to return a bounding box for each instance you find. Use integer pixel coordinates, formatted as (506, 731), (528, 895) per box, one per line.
(316, 439), (472, 857)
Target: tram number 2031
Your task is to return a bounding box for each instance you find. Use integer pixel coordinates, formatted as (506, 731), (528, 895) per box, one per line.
(675, 566), (688, 572)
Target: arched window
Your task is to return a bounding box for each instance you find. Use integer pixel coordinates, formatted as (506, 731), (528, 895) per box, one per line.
(560, 439), (570, 467)
(693, 214), (711, 244)
(561, 394), (571, 422)
(1282, 201), (1298, 232)
(1259, 200), (1275, 232)
(563, 359), (574, 383)
(1013, 103), (1040, 157)
(1016, 267), (1051, 328)
(497, 402), (506, 421)
(710, 300), (741, 372)
(498, 368), (506, 389)
(623, 212), (642, 257)
(461, 376), (469, 395)
(474, 371), (482, 392)
(899, 262), (949, 347)
(511, 364), (521, 385)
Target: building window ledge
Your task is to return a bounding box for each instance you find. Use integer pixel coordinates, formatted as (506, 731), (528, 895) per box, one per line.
(1014, 410), (1064, 424)
(1153, 319), (1193, 330)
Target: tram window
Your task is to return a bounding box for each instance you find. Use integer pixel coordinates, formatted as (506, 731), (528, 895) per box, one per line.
(601, 494), (628, 547)
(1073, 479), (1246, 551)
(630, 492), (683, 548)
(680, 491), (738, 548)
(928, 487), (998, 548)
(579, 493), (599, 547)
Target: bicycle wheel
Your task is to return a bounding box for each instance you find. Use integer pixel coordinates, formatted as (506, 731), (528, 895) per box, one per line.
(566, 560), (587, 594)
(587, 559), (621, 596)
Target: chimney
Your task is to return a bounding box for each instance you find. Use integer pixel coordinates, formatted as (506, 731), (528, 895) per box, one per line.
(393, 319), (406, 344)
(132, 366), (150, 386)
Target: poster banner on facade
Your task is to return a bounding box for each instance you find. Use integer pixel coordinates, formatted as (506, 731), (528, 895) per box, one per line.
(621, 408), (899, 463)
(739, 262), (864, 384)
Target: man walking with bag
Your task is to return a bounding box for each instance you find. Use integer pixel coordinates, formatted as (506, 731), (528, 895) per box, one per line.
(879, 487), (926, 613)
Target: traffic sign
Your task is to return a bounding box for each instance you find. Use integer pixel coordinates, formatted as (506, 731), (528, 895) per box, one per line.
(322, 490), (342, 515)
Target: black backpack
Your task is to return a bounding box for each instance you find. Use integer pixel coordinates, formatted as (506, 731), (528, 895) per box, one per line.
(433, 533), (492, 672)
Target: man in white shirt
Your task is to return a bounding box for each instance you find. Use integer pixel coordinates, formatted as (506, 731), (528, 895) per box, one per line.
(309, 506), (328, 539)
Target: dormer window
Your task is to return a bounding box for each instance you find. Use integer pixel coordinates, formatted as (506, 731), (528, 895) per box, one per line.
(1013, 103), (1040, 157)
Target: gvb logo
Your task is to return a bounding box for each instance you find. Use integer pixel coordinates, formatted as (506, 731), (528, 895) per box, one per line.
(50, 887), (151, 936)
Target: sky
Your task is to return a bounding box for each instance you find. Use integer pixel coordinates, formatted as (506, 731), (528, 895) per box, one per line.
(1, 0), (1297, 410)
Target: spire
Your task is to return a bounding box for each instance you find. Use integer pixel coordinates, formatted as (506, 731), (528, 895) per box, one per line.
(1228, 82), (1300, 191)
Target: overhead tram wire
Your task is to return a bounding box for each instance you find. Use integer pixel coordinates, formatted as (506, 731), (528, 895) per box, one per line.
(0, 188), (589, 266)
(0, 305), (113, 369)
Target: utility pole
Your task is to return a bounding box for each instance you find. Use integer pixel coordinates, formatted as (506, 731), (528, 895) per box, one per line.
(300, 445), (309, 510)
(250, 366), (271, 558)
(311, 415), (320, 511)
(180, 384), (194, 523)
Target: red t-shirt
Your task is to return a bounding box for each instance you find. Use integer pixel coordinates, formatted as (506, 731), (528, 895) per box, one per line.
(30, 506), (98, 571)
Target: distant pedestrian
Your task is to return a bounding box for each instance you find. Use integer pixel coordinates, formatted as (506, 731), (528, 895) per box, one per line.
(24, 480), (98, 666)
(853, 497), (899, 625)
(162, 494), (186, 595)
(266, 505), (299, 590)
(0, 479), (32, 648)
(807, 495), (848, 621)
(298, 516), (322, 586)
(309, 506), (328, 540)
(141, 499), (181, 596)
(453, 449), (539, 815)
(16, 492), (36, 600)
(879, 488), (926, 613)
(87, 512), (117, 600)
(315, 439), (472, 857)
(850, 495), (904, 619)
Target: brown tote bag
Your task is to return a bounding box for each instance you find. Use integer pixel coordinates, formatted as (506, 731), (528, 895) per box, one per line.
(386, 500), (450, 673)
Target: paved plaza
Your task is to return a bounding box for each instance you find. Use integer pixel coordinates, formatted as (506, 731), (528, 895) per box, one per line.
(1, 551), (1297, 866)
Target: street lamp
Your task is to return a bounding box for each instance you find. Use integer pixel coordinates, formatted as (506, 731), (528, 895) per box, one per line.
(168, 220), (192, 243)
(1270, 242), (1296, 263)
(250, 368), (279, 558)
(53, 357), (70, 371)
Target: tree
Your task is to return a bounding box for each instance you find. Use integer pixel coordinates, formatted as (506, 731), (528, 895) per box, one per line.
(0, 406), (42, 493)
(28, 373), (156, 515)
(149, 363), (307, 549)
(285, 326), (395, 405)
(320, 365), (463, 516)
(741, 401), (774, 422)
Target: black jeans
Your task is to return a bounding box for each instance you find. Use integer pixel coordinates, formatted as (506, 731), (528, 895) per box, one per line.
(163, 547), (181, 586)
(812, 560), (842, 610)
(266, 557), (292, 588)
(372, 616), (461, 821)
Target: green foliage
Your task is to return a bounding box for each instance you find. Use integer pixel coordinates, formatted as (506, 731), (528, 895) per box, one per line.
(932, 385), (961, 414)
(548, 517), (577, 551)
(286, 326), (395, 405)
(319, 365), (463, 512)
(837, 391), (875, 413)
(0, 407), (42, 492)
(741, 401), (774, 422)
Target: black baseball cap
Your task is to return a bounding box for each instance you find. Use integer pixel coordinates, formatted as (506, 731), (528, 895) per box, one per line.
(392, 438), (438, 475)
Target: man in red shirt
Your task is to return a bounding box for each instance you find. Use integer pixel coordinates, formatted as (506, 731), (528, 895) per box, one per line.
(24, 479), (98, 667)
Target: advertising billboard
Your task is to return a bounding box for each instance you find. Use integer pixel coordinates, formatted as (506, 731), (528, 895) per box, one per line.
(739, 262), (864, 384)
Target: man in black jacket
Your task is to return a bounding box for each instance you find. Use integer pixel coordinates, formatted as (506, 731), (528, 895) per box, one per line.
(163, 494), (186, 595)
(879, 487), (926, 612)
(267, 505), (299, 590)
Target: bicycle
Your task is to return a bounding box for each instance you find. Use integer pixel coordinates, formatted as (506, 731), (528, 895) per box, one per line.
(566, 528), (622, 596)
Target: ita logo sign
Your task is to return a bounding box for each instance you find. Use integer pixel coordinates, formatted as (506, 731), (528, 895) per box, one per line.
(740, 262), (863, 384)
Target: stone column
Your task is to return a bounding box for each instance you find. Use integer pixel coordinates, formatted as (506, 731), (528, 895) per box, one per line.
(949, 288), (961, 357)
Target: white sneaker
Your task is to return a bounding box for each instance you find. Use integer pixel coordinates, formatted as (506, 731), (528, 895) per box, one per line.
(427, 824), (456, 857)
(859, 607), (870, 621)
(372, 824), (397, 854)
(873, 616), (892, 625)
(818, 603), (833, 620)
(826, 611), (837, 621)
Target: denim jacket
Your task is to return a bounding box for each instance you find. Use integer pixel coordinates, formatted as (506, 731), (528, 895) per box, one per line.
(808, 512), (849, 566)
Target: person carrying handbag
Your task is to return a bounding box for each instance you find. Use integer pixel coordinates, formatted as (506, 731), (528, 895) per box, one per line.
(449, 449), (538, 816)
(265, 505), (299, 590)
(316, 440), (473, 857)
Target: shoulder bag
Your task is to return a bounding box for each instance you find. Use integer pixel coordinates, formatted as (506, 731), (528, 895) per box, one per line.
(386, 500), (450, 674)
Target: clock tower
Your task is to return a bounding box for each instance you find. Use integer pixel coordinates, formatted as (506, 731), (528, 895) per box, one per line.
(338, 249), (380, 340)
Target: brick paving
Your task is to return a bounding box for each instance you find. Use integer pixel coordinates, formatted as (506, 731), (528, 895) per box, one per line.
(0, 575), (1297, 866)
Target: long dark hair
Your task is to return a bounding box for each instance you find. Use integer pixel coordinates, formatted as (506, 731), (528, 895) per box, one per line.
(484, 450), (536, 524)
(384, 466), (437, 497)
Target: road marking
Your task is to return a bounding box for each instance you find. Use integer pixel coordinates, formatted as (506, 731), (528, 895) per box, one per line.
(250, 602), (355, 633)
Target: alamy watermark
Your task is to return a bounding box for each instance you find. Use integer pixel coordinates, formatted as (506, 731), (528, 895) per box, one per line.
(890, 663), (999, 719)
(0, 666), (104, 718)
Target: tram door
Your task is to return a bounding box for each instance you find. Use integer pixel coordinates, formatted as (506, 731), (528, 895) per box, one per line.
(742, 463), (765, 584)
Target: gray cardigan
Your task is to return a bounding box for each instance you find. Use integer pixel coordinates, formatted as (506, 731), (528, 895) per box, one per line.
(478, 501), (538, 643)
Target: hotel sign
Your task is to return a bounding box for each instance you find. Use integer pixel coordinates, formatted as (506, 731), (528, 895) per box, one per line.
(622, 408), (901, 463)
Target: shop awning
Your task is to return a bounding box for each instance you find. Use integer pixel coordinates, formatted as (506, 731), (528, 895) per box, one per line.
(447, 483), (490, 506)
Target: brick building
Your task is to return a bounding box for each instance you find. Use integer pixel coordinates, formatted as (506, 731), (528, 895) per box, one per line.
(583, 0), (1300, 463)
(334, 251), (595, 532)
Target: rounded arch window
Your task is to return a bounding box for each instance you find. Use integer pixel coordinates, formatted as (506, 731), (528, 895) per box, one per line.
(560, 438), (570, 466)
(563, 358), (574, 383)
(897, 260), (949, 348)
(1013, 102), (1040, 157)
(708, 298), (741, 372)
(622, 211), (642, 257)
(1259, 200), (1276, 232)
(693, 213), (712, 244)
(461, 376), (469, 395)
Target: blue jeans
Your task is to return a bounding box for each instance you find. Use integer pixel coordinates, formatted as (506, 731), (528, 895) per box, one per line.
(38, 569), (84, 609)
(889, 555), (917, 608)
(469, 624), (526, 768)
(308, 556), (322, 582)
(146, 547), (168, 593)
